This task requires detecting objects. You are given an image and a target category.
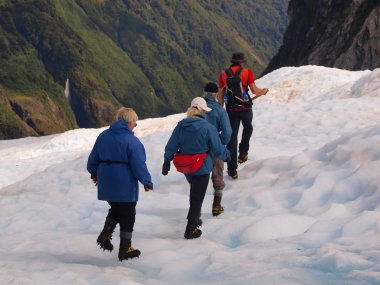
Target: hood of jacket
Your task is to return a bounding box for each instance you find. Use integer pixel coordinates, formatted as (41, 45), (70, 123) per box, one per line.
(204, 95), (218, 103)
(177, 116), (206, 131)
(109, 119), (133, 135)
(205, 99), (221, 111)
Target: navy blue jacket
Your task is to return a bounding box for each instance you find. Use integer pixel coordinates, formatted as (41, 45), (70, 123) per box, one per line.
(164, 116), (230, 175)
(87, 119), (152, 202)
(204, 95), (232, 145)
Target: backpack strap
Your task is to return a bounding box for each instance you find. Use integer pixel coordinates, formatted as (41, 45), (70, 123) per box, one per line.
(225, 67), (243, 77)
(225, 68), (233, 77)
(236, 67), (250, 95)
(235, 67), (243, 77)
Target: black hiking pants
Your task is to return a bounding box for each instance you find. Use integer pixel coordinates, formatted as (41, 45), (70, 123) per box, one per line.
(227, 109), (253, 171)
(185, 173), (210, 225)
(107, 201), (137, 232)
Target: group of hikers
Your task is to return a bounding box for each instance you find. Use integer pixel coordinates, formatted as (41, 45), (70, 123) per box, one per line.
(87, 52), (269, 261)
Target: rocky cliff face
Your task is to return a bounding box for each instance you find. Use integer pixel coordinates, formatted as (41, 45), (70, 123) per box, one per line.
(264, 0), (380, 74)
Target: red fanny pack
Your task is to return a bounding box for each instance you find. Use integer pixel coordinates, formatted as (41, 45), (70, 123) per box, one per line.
(173, 153), (207, 174)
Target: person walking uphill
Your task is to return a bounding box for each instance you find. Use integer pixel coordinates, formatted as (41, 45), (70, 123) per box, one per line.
(87, 107), (153, 261)
(162, 97), (230, 239)
(203, 82), (232, 216)
(219, 52), (269, 179)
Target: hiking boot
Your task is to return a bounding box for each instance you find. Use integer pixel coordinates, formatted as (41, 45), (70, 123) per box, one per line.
(227, 169), (238, 179)
(238, 153), (248, 164)
(184, 223), (202, 239)
(212, 195), (224, 216)
(97, 217), (117, 252)
(118, 238), (141, 261)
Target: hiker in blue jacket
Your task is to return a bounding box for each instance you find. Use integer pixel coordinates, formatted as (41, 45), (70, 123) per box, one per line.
(203, 82), (232, 216)
(162, 97), (230, 239)
(87, 107), (153, 261)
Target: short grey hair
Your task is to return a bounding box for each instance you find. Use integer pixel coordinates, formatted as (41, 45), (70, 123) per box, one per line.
(115, 107), (138, 124)
(203, 91), (218, 98)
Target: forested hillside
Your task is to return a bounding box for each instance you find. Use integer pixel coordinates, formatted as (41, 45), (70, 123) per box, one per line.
(0, 0), (288, 139)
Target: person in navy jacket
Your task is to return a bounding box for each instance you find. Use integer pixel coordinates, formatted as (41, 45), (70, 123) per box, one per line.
(203, 82), (232, 216)
(87, 107), (153, 261)
(162, 97), (230, 239)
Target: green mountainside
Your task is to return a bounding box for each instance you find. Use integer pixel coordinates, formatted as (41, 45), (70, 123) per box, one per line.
(0, 0), (288, 139)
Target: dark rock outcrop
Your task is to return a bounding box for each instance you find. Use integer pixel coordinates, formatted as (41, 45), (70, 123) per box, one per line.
(263, 0), (380, 74)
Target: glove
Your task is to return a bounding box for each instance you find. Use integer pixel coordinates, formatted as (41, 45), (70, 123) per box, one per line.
(90, 173), (98, 186)
(162, 161), (170, 176)
(144, 183), (153, 192)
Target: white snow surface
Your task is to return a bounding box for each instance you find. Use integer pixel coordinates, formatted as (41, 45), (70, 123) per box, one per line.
(0, 66), (379, 285)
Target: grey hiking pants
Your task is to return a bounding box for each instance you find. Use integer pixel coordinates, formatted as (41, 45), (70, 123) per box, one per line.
(211, 156), (225, 195)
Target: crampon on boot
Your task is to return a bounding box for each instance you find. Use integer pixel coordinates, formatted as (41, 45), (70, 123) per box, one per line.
(227, 169), (238, 179)
(97, 217), (117, 252)
(212, 195), (224, 216)
(118, 237), (141, 261)
(238, 153), (248, 164)
(184, 223), (202, 239)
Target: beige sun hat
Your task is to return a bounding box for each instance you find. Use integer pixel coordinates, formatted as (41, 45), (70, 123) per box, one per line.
(190, 97), (212, 112)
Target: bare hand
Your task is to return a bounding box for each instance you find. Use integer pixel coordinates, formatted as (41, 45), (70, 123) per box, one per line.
(92, 177), (98, 186)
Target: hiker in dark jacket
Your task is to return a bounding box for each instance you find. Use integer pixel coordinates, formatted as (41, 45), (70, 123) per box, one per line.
(219, 52), (269, 179)
(203, 82), (232, 216)
(162, 97), (230, 239)
(87, 107), (153, 261)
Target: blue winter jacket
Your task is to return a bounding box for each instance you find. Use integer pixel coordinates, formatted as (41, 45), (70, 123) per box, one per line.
(87, 119), (152, 202)
(204, 95), (232, 145)
(164, 116), (230, 175)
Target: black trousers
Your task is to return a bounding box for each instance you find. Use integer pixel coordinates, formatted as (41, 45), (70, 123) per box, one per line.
(227, 109), (253, 171)
(185, 173), (210, 225)
(107, 201), (137, 233)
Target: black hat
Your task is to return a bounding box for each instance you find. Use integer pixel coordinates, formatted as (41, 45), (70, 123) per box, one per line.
(230, 52), (246, 64)
(204, 82), (219, 93)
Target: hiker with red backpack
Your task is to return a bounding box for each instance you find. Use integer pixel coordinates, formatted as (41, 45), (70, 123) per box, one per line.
(162, 97), (230, 239)
(203, 82), (232, 216)
(218, 52), (269, 179)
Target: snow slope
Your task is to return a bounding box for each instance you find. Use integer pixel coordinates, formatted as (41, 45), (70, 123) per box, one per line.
(0, 66), (379, 285)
